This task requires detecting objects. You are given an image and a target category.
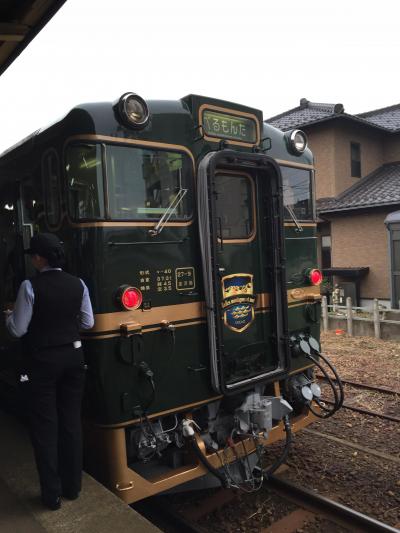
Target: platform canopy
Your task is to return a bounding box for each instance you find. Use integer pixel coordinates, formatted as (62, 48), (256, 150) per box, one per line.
(0, 0), (66, 77)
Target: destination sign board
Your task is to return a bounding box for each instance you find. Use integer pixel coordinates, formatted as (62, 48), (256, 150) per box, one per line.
(202, 110), (257, 144)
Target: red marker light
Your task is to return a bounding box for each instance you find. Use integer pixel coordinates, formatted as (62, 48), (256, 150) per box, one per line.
(117, 286), (143, 310)
(309, 269), (323, 286)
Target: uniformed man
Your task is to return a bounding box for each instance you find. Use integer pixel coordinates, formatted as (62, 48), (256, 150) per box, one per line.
(4, 233), (94, 510)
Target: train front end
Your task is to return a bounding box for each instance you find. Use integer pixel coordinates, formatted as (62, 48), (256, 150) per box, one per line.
(0, 93), (343, 501)
(67, 93), (336, 502)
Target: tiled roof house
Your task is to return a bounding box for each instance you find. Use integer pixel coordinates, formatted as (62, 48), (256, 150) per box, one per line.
(266, 100), (400, 307)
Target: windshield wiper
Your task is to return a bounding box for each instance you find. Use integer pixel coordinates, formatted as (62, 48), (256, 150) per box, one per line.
(285, 205), (303, 232)
(149, 188), (188, 236)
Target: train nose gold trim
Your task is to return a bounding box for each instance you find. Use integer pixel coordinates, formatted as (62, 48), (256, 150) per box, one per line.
(87, 286), (320, 335)
(116, 481), (134, 492)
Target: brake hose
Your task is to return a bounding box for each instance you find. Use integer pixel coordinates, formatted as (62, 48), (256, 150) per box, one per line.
(313, 349), (344, 409)
(186, 414), (292, 490)
(302, 344), (344, 418)
(261, 415), (292, 478)
(189, 435), (229, 488)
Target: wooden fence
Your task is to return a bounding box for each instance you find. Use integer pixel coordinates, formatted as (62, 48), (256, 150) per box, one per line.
(321, 296), (400, 340)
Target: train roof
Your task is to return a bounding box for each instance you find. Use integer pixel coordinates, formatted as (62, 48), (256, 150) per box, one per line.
(0, 94), (313, 166)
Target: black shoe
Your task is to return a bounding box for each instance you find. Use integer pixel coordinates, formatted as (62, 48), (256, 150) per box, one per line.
(42, 495), (61, 511)
(62, 490), (79, 501)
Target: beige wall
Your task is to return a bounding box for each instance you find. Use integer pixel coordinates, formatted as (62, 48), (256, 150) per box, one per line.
(332, 123), (384, 196)
(307, 121), (389, 200)
(307, 126), (336, 198)
(384, 136), (400, 163)
(329, 210), (391, 299)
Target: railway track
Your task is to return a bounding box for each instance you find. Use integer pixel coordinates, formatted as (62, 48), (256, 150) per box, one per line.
(317, 375), (400, 423)
(303, 428), (400, 466)
(265, 475), (400, 533)
(316, 374), (400, 396)
(323, 398), (400, 423)
(134, 376), (399, 532)
(136, 475), (400, 533)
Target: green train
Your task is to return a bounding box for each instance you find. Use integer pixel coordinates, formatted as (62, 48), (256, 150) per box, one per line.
(0, 93), (342, 502)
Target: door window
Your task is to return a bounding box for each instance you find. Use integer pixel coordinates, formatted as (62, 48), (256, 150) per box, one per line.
(214, 173), (254, 240)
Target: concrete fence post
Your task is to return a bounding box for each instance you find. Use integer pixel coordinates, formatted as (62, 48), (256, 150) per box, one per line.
(321, 296), (328, 332)
(373, 299), (381, 339)
(346, 297), (353, 336)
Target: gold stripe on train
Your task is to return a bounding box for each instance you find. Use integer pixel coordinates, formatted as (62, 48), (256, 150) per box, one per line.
(82, 320), (207, 340)
(92, 301), (205, 333)
(287, 285), (321, 304)
(284, 222), (317, 228)
(276, 159), (314, 170)
(97, 395), (225, 429)
(89, 286), (320, 335)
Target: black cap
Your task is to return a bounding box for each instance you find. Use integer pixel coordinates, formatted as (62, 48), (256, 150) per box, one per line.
(25, 233), (64, 260)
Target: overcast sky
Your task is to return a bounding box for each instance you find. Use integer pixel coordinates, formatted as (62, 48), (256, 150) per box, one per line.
(0, 0), (399, 153)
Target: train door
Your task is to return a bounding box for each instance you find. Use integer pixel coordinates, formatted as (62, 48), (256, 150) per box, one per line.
(198, 151), (289, 394)
(0, 179), (35, 362)
(0, 179), (22, 370)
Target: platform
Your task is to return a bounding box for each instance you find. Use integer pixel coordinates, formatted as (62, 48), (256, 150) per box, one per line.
(0, 410), (160, 533)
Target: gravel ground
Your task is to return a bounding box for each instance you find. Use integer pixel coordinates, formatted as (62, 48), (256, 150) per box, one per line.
(320, 331), (400, 391)
(165, 332), (400, 531)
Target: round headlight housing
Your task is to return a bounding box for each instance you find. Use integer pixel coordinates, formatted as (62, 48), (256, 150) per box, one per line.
(288, 129), (308, 154)
(116, 92), (149, 128)
(115, 285), (143, 311)
(306, 268), (323, 286)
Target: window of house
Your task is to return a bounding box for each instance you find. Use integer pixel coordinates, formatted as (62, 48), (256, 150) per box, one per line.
(350, 142), (361, 178)
(321, 234), (332, 269)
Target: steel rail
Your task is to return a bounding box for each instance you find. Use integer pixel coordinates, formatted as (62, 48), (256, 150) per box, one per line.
(303, 428), (400, 465)
(268, 475), (400, 533)
(323, 399), (400, 423)
(317, 374), (400, 396)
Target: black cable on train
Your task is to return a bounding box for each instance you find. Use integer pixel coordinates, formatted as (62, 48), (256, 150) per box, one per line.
(299, 336), (344, 418)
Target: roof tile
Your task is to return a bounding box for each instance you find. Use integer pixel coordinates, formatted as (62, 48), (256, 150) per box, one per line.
(317, 163), (400, 213)
(266, 99), (343, 131)
(266, 99), (400, 132)
(357, 104), (400, 132)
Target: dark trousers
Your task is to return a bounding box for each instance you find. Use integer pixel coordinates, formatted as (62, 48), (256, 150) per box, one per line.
(23, 345), (85, 499)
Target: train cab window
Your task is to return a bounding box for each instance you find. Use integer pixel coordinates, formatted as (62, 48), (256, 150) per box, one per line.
(42, 149), (61, 226)
(105, 146), (193, 220)
(214, 173), (254, 239)
(281, 166), (313, 221)
(66, 144), (105, 220)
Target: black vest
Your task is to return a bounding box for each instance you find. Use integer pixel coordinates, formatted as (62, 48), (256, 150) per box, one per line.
(24, 270), (84, 351)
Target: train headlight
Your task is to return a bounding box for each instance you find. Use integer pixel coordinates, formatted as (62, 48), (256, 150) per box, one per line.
(286, 129), (308, 154)
(116, 285), (143, 311)
(306, 268), (323, 286)
(115, 92), (150, 128)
